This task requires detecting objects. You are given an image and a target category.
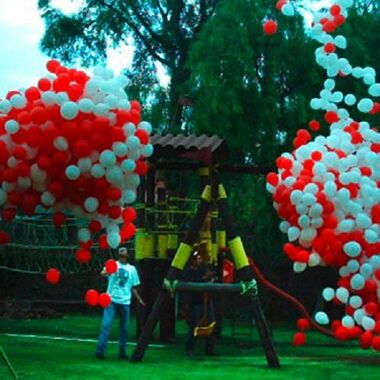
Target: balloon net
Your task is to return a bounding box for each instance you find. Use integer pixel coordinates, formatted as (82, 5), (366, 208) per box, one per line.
(0, 215), (119, 274)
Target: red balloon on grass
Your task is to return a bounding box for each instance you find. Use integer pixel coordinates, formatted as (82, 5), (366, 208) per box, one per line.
(85, 289), (99, 307)
(46, 268), (61, 285)
(105, 259), (118, 274)
(99, 293), (112, 308)
(292, 332), (307, 346)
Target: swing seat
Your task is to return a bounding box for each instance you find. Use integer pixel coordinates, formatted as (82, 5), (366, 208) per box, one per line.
(194, 321), (216, 337)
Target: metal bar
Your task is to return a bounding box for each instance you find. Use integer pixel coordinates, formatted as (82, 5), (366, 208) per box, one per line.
(176, 282), (242, 293)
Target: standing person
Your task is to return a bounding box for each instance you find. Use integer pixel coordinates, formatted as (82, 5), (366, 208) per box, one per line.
(182, 251), (217, 356)
(96, 247), (145, 359)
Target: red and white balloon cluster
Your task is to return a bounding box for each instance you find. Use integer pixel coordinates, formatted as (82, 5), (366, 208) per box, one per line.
(0, 60), (152, 284)
(266, 0), (380, 351)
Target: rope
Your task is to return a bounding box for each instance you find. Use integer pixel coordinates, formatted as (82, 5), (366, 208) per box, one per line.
(240, 279), (258, 297)
(163, 278), (178, 297)
(250, 262), (334, 337)
(0, 342), (19, 380)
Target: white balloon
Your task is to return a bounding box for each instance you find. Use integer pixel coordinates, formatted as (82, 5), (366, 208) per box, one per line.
(138, 121), (152, 134)
(53, 136), (69, 151)
(78, 98), (94, 113)
(361, 316), (375, 331)
(357, 98), (374, 113)
(113, 142), (128, 157)
(78, 228), (91, 242)
(91, 164), (105, 178)
(322, 287), (335, 302)
(5, 120), (20, 134)
(349, 295), (362, 309)
(0, 99), (12, 113)
(41, 191), (56, 207)
(350, 273), (365, 290)
(336, 287), (349, 303)
(293, 262), (307, 273)
(315, 311), (329, 325)
(61, 101), (79, 120)
(308, 253), (321, 267)
(10, 94), (27, 109)
(343, 241), (362, 257)
(107, 232), (121, 248)
(342, 316), (354, 328)
(99, 150), (117, 168)
(65, 165), (81, 180)
(84, 197), (99, 213)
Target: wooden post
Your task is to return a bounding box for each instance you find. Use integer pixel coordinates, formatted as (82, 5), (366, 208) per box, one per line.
(217, 184), (280, 368)
(131, 185), (212, 362)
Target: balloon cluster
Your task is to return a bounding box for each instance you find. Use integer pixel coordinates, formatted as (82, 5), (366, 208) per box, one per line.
(266, 0), (380, 351)
(0, 60), (153, 306)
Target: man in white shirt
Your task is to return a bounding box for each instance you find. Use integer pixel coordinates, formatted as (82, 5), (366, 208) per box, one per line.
(96, 247), (145, 359)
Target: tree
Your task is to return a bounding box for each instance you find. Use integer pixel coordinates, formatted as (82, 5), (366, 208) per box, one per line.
(37, 0), (221, 132)
(188, 0), (321, 165)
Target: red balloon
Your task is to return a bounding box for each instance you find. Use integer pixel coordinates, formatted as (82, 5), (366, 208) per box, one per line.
(7, 191), (22, 206)
(134, 160), (149, 176)
(17, 110), (32, 125)
(89, 220), (102, 233)
(135, 129), (149, 145)
(263, 20), (278, 35)
(106, 187), (122, 201)
(130, 100), (141, 112)
(99, 234), (109, 250)
(0, 231), (11, 245)
(322, 20), (337, 33)
(335, 326), (349, 341)
(105, 259), (118, 274)
(266, 172), (279, 187)
(38, 78), (52, 91)
(46, 268), (60, 285)
(25, 86), (41, 102)
(75, 249), (92, 263)
(122, 207), (137, 223)
(330, 5), (341, 16)
(371, 204), (380, 224)
(120, 223), (136, 241)
(372, 336), (380, 352)
(324, 42), (336, 54)
(85, 289), (99, 307)
(79, 240), (93, 250)
(13, 146), (27, 160)
(73, 140), (92, 158)
(53, 212), (66, 228)
(99, 293), (112, 308)
(30, 106), (48, 125)
(359, 331), (373, 349)
(276, 0), (287, 11)
(296, 318), (311, 331)
(308, 120), (320, 131)
(109, 206), (122, 219)
(1, 208), (17, 222)
(46, 59), (61, 73)
(292, 332), (306, 346)
(130, 109), (141, 125)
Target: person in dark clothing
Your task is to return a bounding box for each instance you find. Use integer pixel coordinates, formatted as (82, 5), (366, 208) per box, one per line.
(181, 252), (217, 356)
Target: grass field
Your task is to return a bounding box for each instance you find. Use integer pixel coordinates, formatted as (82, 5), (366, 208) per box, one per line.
(0, 314), (379, 380)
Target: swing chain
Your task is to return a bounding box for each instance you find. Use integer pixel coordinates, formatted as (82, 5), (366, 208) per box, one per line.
(240, 279), (258, 297)
(163, 278), (178, 297)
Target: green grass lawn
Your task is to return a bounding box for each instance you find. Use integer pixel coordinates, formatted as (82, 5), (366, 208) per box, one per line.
(0, 314), (379, 380)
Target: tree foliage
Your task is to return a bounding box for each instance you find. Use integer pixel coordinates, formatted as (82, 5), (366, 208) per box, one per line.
(38, 0), (221, 132)
(188, 0), (322, 166)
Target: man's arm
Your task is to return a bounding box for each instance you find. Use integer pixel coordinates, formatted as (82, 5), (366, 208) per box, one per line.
(132, 287), (145, 307)
(100, 267), (108, 277)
